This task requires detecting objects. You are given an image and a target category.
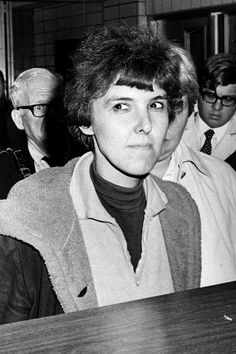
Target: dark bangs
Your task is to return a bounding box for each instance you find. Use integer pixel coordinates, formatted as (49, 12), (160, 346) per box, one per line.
(115, 61), (180, 100)
(115, 65), (155, 91)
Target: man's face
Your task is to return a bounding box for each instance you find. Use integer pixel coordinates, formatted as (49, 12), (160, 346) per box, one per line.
(198, 84), (236, 128)
(159, 95), (189, 162)
(16, 76), (58, 150)
(85, 84), (170, 187)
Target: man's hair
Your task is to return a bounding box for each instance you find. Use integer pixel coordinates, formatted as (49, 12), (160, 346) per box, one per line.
(171, 45), (199, 115)
(199, 53), (236, 90)
(10, 68), (63, 108)
(65, 25), (183, 148)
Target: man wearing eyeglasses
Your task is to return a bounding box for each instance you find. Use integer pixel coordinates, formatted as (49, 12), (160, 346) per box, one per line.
(182, 53), (236, 165)
(0, 68), (70, 198)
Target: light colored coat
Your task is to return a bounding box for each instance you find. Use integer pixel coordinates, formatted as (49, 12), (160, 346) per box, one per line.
(152, 142), (236, 287)
(0, 155), (201, 313)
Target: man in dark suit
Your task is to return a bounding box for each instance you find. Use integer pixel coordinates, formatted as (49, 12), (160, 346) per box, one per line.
(0, 67), (71, 198)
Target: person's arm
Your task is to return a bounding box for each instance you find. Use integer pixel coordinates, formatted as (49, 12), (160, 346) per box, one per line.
(0, 235), (32, 324)
(0, 150), (22, 199)
(0, 235), (63, 324)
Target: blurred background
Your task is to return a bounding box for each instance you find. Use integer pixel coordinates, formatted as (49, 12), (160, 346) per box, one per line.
(1, 0), (236, 96)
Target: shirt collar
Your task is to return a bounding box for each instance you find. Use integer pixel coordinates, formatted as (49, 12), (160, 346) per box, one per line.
(230, 112), (236, 134)
(70, 152), (167, 221)
(196, 112), (236, 137)
(28, 139), (45, 164)
(196, 112), (230, 142)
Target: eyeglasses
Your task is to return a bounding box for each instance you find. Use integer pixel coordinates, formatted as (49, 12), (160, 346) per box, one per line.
(16, 104), (49, 117)
(200, 89), (236, 108)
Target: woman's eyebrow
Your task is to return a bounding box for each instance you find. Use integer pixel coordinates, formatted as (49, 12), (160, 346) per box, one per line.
(105, 94), (168, 105)
(105, 97), (133, 104)
(150, 95), (168, 100)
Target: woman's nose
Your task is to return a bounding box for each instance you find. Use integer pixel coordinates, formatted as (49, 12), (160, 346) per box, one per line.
(135, 109), (152, 134)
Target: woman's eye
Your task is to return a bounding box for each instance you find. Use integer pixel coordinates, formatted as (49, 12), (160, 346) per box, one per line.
(149, 101), (164, 109)
(113, 103), (128, 111)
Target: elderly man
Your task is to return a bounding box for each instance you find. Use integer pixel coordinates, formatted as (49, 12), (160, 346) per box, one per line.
(0, 26), (201, 324)
(0, 68), (71, 198)
(152, 47), (236, 287)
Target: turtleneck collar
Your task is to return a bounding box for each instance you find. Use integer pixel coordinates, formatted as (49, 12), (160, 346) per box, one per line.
(90, 162), (146, 211)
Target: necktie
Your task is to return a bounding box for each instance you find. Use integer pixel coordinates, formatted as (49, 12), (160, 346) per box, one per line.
(200, 129), (215, 155)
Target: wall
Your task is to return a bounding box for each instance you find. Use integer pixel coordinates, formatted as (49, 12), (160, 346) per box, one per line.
(146, 0), (236, 15)
(12, 0), (147, 76)
(0, 2), (5, 75)
(0, 1), (14, 91)
(8, 0), (236, 80)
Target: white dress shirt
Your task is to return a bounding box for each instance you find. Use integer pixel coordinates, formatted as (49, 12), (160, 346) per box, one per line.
(196, 112), (230, 151)
(28, 139), (50, 172)
(182, 111), (236, 160)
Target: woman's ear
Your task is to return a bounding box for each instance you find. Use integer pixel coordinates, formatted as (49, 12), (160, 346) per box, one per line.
(80, 125), (94, 136)
(11, 109), (24, 130)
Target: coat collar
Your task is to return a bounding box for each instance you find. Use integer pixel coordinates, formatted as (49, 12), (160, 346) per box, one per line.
(175, 141), (211, 178)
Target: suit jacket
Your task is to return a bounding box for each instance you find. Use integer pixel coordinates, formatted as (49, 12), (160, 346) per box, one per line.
(225, 149), (236, 171)
(182, 112), (236, 161)
(0, 145), (35, 199)
(0, 135), (72, 199)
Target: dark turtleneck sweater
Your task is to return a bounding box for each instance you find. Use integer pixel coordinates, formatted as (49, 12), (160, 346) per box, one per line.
(90, 163), (146, 270)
